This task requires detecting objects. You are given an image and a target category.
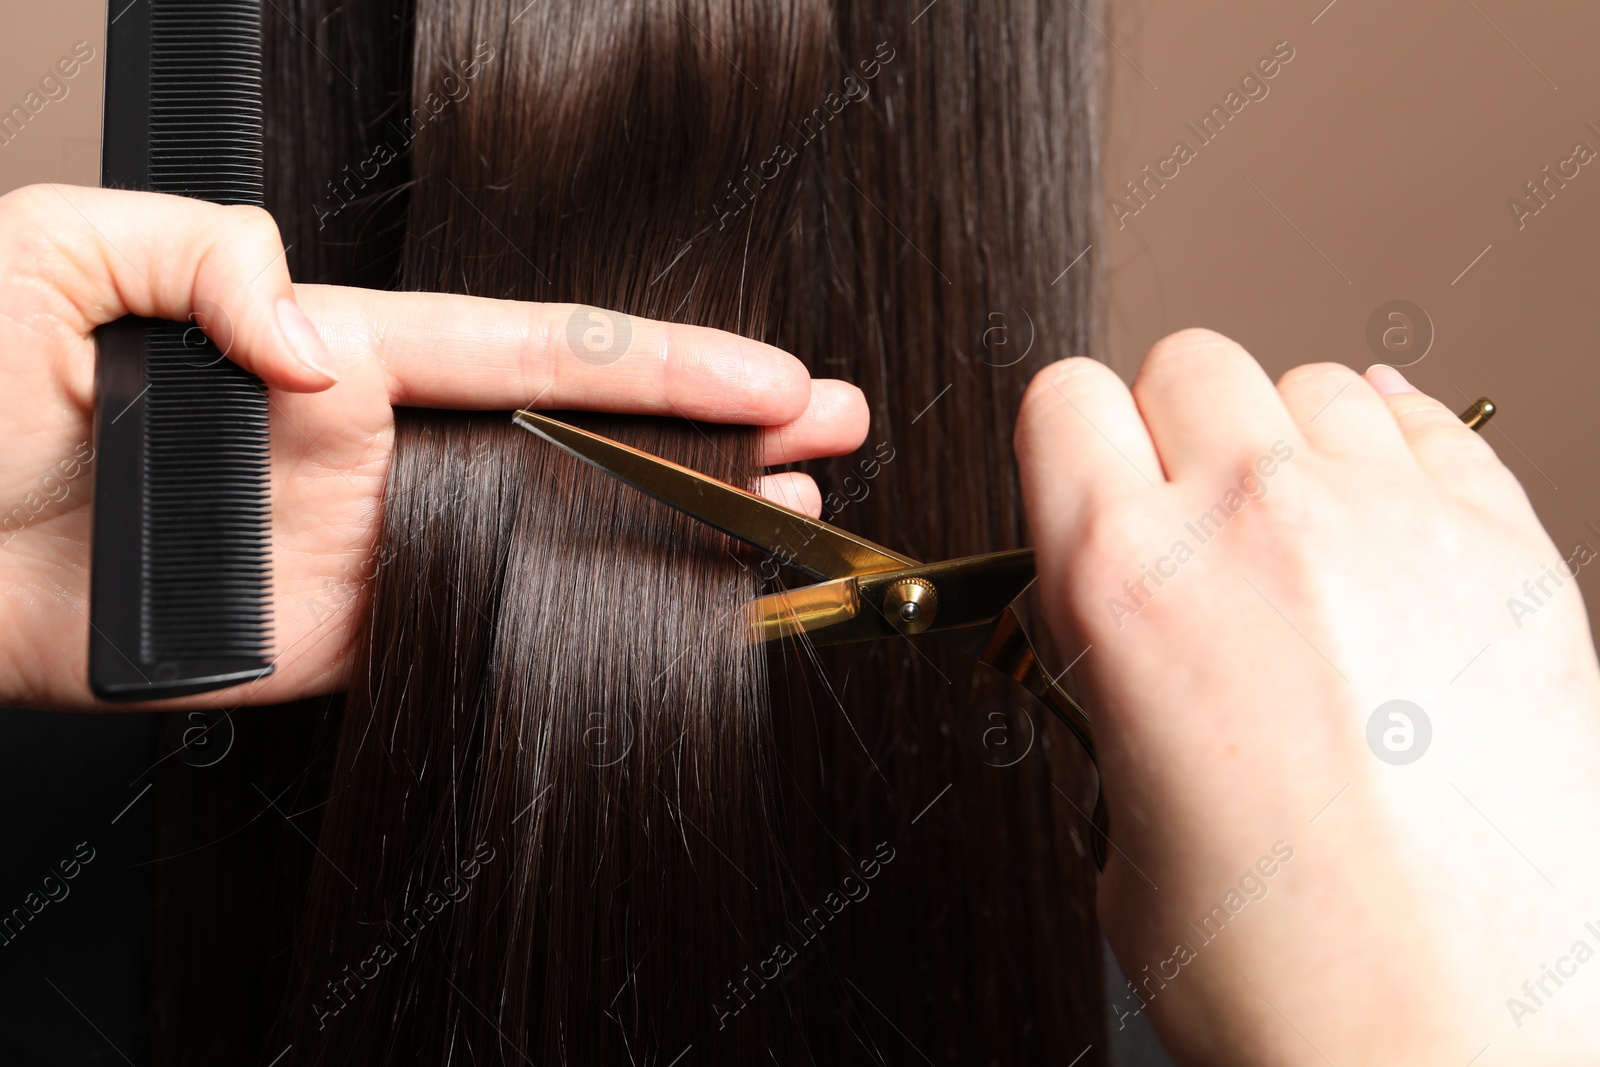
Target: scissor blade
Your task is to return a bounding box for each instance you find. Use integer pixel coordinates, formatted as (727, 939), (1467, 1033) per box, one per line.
(513, 410), (913, 581)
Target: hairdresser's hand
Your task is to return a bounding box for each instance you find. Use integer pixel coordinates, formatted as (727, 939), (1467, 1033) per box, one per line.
(1016, 330), (1600, 1066)
(0, 185), (867, 710)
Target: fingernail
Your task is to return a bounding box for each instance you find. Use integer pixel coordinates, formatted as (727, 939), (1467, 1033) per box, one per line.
(276, 298), (338, 383)
(1366, 364), (1416, 396)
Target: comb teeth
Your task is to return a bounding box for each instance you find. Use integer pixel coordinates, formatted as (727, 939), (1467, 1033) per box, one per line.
(145, 0), (271, 665)
(89, 0), (274, 700)
(149, 2), (264, 204)
(143, 328), (273, 661)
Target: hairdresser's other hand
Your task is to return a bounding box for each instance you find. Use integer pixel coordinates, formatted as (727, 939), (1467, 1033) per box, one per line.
(1015, 330), (1600, 1066)
(0, 185), (867, 710)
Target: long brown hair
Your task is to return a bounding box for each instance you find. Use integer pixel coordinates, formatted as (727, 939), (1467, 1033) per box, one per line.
(155, 0), (1106, 1062)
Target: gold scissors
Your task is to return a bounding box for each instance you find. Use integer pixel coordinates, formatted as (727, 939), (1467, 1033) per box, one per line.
(514, 396), (1498, 871)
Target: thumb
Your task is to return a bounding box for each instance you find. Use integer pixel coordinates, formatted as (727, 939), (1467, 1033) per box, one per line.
(4, 183), (337, 391)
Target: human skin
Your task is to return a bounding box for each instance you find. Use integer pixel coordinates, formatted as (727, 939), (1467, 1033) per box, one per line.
(1015, 330), (1600, 1065)
(0, 184), (868, 710)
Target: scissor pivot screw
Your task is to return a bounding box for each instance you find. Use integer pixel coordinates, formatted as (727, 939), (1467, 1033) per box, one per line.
(883, 577), (938, 634)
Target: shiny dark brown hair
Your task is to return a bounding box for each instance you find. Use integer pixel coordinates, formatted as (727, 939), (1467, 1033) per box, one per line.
(153, 0), (1106, 1062)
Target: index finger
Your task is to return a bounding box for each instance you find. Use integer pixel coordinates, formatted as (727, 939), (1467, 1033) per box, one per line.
(297, 285), (813, 425)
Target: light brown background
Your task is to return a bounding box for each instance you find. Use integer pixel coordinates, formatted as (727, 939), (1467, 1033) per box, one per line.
(0, 1), (104, 194)
(1103, 0), (1600, 638)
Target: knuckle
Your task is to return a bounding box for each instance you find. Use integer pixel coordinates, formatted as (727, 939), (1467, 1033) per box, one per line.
(1140, 327), (1244, 379)
(1016, 358), (1104, 440)
(224, 203), (284, 251)
(653, 319), (691, 401)
(531, 298), (560, 364)
(1208, 492), (1328, 604)
(1072, 497), (1152, 576)
(1238, 476), (1325, 547)
(1386, 393), (1455, 426)
(516, 303), (550, 402)
(1065, 495), (1190, 627)
(1411, 417), (1498, 468)
(1181, 448), (1326, 551)
(1278, 361), (1357, 397)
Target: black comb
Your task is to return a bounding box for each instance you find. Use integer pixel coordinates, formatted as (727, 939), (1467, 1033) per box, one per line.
(89, 0), (273, 701)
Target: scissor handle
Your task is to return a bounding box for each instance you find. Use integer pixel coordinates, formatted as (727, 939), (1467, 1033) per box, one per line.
(1031, 676), (1109, 870)
(934, 607), (1109, 869)
(996, 611), (1109, 871)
